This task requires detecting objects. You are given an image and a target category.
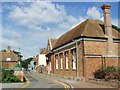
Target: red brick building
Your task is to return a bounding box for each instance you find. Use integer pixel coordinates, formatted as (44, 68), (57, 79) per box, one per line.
(46, 38), (58, 74)
(0, 46), (20, 68)
(46, 4), (120, 79)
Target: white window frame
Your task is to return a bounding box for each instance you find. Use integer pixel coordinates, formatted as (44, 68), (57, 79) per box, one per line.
(72, 50), (76, 69)
(6, 58), (11, 61)
(60, 55), (63, 69)
(56, 57), (58, 69)
(65, 53), (69, 69)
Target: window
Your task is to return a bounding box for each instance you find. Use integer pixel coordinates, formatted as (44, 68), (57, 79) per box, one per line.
(72, 49), (76, 69)
(6, 58), (11, 61)
(60, 54), (63, 69)
(56, 56), (58, 69)
(65, 52), (69, 69)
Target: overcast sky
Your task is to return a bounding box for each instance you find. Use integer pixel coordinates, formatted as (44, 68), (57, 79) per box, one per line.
(1, 1), (119, 59)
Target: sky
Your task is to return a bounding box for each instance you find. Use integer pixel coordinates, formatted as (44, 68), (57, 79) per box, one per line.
(1, 1), (119, 59)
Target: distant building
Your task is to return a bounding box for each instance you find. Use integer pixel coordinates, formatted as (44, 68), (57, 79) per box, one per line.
(35, 48), (47, 73)
(0, 46), (20, 68)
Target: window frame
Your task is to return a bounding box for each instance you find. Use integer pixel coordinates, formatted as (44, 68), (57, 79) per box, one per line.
(72, 49), (76, 70)
(65, 52), (69, 69)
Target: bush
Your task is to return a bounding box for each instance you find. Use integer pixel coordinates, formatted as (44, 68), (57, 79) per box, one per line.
(94, 69), (106, 79)
(2, 69), (21, 83)
(94, 66), (120, 80)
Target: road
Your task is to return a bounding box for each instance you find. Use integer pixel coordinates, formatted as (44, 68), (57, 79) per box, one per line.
(23, 71), (69, 89)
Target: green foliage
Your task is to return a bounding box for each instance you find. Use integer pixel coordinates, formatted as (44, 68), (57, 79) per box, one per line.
(94, 69), (106, 79)
(21, 57), (33, 68)
(94, 66), (120, 81)
(0, 68), (2, 82)
(13, 50), (23, 61)
(2, 69), (21, 83)
(112, 25), (120, 32)
(0, 49), (6, 52)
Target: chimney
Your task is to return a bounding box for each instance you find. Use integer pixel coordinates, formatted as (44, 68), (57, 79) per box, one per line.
(7, 46), (11, 52)
(101, 4), (114, 55)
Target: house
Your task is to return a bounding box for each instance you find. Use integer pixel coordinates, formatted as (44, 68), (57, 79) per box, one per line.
(28, 57), (37, 71)
(46, 38), (58, 74)
(46, 4), (120, 79)
(36, 48), (47, 73)
(0, 46), (20, 68)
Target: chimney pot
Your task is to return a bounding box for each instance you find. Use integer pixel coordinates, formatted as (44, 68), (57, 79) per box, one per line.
(8, 46), (11, 52)
(101, 4), (111, 10)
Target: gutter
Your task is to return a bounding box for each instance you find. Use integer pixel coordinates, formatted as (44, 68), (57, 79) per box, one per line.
(53, 37), (107, 52)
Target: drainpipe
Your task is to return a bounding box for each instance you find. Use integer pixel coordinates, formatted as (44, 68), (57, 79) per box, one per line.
(73, 40), (79, 80)
(82, 40), (85, 77)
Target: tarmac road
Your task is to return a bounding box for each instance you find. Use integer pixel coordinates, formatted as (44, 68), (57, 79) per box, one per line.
(23, 71), (68, 89)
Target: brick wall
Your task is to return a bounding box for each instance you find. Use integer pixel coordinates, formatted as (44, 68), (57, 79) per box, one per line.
(14, 68), (24, 81)
(0, 52), (19, 61)
(84, 40), (119, 78)
(53, 44), (78, 78)
(1, 61), (18, 68)
(52, 40), (119, 78)
(84, 40), (120, 56)
(85, 57), (119, 78)
(84, 41), (106, 55)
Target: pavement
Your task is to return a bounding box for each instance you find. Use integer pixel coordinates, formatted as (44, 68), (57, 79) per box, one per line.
(1, 71), (71, 89)
(33, 72), (116, 88)
(2, 83), (25, 88)
(1, 71), (118, 89)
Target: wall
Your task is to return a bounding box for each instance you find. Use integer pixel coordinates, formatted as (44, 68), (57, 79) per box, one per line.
(53, 44), (79, 78)
(1, 61), (18, 68)
(84, 40), (119, 78)
(52, 40), (120, 78)
(14, 68), (24, 81)
(0, 52), (19, 61)
(38, 54), (46, 66)
(84, 41), (106, 55)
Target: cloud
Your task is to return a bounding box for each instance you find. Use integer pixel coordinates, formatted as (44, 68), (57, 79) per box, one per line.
(7, 2), (104, 58)
(87, 7), (102, 20)
(9, 2), (88, 31)
(111, 19), (118, 26)
(9, 2), (67, 30)
(2, 27), (22, 48)
(4, 2), (118, 59)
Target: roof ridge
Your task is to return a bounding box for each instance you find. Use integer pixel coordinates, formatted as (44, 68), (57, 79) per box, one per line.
(81, 19), (90, 36)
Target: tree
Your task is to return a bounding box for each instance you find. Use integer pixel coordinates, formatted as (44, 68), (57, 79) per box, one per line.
(112, 25), (120, 32)
(0, 49), (6, 52)
(21, 57), (33, 68)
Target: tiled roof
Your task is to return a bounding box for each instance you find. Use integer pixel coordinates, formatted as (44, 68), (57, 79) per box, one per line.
(53, 19), (120, 49)
(0, 51), (19, 61)
(50, 39), (58, 48)
(40, 48), (47, 54)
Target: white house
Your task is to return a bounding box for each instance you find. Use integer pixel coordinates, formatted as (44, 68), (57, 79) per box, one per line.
(36, 48), (47, 73)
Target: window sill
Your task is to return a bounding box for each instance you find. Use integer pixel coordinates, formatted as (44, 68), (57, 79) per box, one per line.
(72, 69), (76, 71)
